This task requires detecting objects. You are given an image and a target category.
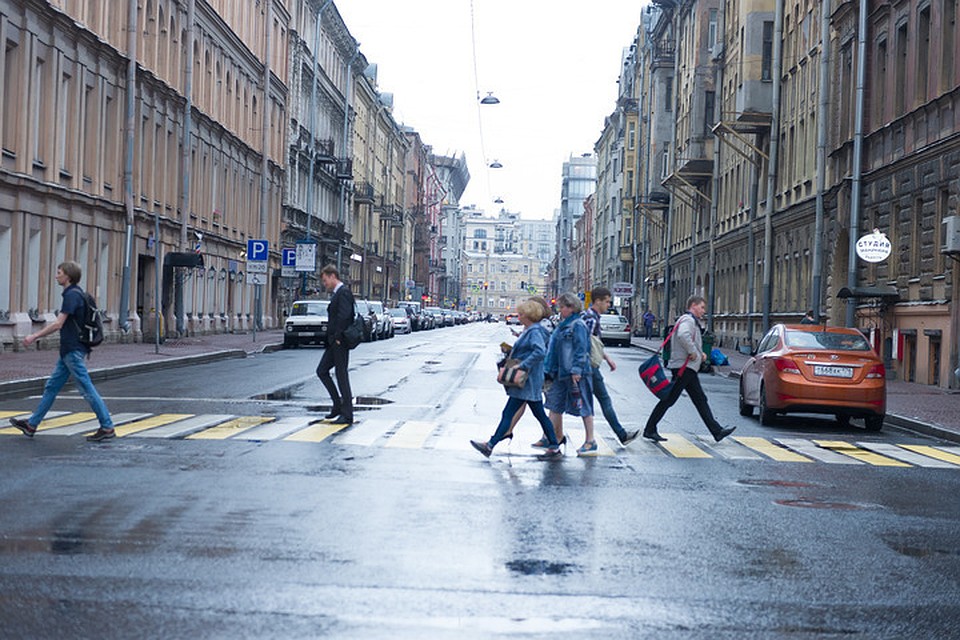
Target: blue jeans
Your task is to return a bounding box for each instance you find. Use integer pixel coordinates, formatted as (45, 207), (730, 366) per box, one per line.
(30, 350), (113, 429)
(592, 368), (627, 440)
(490, 396), (558, 447)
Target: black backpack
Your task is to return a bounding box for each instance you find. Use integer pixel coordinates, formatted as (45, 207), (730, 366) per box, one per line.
(73, 290), (105, 348)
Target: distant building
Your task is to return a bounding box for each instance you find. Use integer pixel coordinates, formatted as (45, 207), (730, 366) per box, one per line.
(555, 154), (597, 295)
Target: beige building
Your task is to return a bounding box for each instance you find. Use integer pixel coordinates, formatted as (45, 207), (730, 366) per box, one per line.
(0, 0), (289, 349)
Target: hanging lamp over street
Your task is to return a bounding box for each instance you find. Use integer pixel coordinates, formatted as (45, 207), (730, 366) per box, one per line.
(479, 91), (500, 105)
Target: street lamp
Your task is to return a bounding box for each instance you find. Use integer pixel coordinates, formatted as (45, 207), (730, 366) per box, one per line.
(488, 160), (503, 169)
(479, 91), (500, 105)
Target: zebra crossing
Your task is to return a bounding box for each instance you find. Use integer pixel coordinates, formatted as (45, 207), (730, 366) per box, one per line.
(3, 409), (960, 468)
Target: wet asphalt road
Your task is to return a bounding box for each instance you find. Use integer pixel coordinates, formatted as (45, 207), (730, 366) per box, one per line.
(2, 322), (959, 638)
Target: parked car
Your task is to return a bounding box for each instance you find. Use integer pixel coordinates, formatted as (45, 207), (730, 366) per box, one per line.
(738, 324), (886, 430)
(284, 300), (329, 348)
(423, 307), (447, 328)
(354, 299), (376, 342)
(366, 300), (393, 339)
(505, 313), (521, 325)
(398, 301), (424, 330)
(599, 313), (631, 347)
(388, 307), (412, 334)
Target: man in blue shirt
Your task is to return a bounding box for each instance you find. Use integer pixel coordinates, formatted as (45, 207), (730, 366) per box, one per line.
(9, 261), (115, 441)
(581, 286), (639, 446)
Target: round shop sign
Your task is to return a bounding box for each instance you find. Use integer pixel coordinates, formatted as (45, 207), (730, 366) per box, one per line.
(855, 230), (892, 263)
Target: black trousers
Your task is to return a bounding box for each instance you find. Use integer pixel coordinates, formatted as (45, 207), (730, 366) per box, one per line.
(317, 342), (353, 420)
(644, 367), (722, 436)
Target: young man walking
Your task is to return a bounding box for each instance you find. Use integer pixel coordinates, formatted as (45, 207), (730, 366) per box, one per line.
(643, 295), (736, 443)
(316, 264), (355, 425)
(9, 261), (115, 441)
(582, 286), (639, 446)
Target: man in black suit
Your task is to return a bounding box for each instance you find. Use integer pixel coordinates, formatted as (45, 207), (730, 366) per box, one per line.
(317, 264), (354, 424)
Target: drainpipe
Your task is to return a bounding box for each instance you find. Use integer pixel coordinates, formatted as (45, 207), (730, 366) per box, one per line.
(663, 8), (680, 325)
(303, 0), (333, 296)
(117, 0), (138, 334)
(338, 43), (360, 274)
(707, 6), (725, 334)
(846, 0), (868, 328)
(256, 0), (273, 339)
(762, 0), (785, 333)
(176, 0), (195, 336)
(640, 31), (655, 327)
(813, 0), (830, 321)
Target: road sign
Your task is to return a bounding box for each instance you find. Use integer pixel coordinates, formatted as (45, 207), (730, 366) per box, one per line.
(246, 261), (267, 274)
(246, 272), (266, 285)
(247, 239), (268, 262)
(295, 242), (316, 272)
(282, 247), (296, 278)
(612, 282), (634, 298)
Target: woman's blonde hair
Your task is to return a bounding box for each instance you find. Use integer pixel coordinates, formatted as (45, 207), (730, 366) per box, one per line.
(517, 299), (544, 322)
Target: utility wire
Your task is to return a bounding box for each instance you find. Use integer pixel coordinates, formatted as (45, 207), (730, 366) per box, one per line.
(469, 0), (494, 205)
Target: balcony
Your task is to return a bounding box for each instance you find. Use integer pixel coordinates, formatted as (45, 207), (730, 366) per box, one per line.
(354, 181), (375, 203)
(336, 158), (353, 181)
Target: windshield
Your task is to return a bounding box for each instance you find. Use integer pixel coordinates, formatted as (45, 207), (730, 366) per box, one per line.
(784, 330), (871, 351)
(291, 302), (328, 316)
(387, 309), (406, 317)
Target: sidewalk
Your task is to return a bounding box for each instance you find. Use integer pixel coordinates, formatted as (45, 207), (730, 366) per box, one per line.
(0, 330), (285, 400)
(630, 336), (960, 444)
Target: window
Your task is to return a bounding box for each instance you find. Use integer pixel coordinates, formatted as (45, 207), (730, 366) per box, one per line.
(704, 91), (715, 136)
(31, 56), (47, 163)
(943, 0), (956, 92)
(912, 197), (923, 275)
(2, 38), (20, 154)
(664, 76), (673, 111)
(708, 8), (718, 50)
(875, 38), (888, 126)
(474, 228), (487, 238)
(936, 187), (949, 274)
(895, 22), (908, 116)
(917, 6), (931, 104)
(57, 72), (72, 173)
(762, 21), (774, 81)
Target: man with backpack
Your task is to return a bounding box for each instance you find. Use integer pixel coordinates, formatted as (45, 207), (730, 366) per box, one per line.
(8, 261), (115, 442)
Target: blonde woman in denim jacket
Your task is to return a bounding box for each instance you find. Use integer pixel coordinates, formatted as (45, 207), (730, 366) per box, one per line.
(471, 300), (562, 459)
(542, 292), (597, 456)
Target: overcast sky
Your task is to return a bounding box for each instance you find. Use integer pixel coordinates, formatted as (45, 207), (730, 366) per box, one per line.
(336, 1), (649, 220)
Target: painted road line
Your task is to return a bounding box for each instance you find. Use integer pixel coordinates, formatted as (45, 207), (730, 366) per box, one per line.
(775, 438), (862, 464)
(857, 442), (960, 469)
(0, 410), (29, 420)
(593, 435), (617, 457)
(659, 433), (712, 459)
(284, 421), (352, 443)
(136, 414), (235, 438)
(941, 446), (960, 457)
(186, 416), (273, 440)
(694, 435), (763, 460)
(333, 419), (396, 446)
(113, 414), (195, 438)
(429, 422), (486, 451)
(898, 445), (960, 467)
(733, 436), (813, 463)
(236, 416), (314, 441)
(44, 413), (153, 436)
(813, 440), (912, 467)
(384, 421), (437, 449)
(0, 411), (69, 435)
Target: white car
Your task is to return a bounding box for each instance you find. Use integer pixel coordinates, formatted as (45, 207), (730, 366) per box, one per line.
(387, 308), (412, 334)
(284, 300), (329, 347)
(599, 313), (631, 347)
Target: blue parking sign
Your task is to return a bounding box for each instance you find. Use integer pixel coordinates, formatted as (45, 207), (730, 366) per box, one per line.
(282, 248), (296, 267)
(247, 239), (269, 261)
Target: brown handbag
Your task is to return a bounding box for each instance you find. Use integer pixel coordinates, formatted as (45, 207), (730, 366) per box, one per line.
(497, 358), (528, 387)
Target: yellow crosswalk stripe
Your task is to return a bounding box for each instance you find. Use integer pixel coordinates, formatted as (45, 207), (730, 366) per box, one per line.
(813, 440), (912, 467)
(284, 421), (351, 443)
(186, 416), (274, 440)
(593, 436), (617, 457)
(113, 414), (195, 437)
(385, 420), (436, 449)
(0, 411), (74, 435)
(659, 433), (712, 459)
(898, 445), (960, 467)
(734, 436), (813, 462)
(0, 411), (28, 420)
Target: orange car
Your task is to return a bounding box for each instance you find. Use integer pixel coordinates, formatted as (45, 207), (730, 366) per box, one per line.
(738, 324), (886, 430)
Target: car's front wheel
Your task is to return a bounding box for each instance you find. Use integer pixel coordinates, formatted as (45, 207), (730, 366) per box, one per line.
(759, 383), (776, 426)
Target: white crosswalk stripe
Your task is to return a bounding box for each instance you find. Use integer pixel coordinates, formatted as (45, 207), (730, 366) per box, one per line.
(237, 416), (315, 441)
(856, 442), (960, 468)
(775, 438), (863, 464)
(135, 414), (234, 438)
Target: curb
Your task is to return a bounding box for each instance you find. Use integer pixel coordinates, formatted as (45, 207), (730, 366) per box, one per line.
(0, 349), (251, 401)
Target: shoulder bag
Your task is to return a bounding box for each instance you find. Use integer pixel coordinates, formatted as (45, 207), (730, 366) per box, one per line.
(638, 320), (689, 399)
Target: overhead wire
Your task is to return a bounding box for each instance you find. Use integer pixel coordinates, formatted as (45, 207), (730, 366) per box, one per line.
(469, 0), (495, 206)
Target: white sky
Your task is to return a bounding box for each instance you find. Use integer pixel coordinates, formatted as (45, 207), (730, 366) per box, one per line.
(336, 1), (649, 220)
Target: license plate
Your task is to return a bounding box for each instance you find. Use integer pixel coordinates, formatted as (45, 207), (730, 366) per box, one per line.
(814, 365), (853, 378)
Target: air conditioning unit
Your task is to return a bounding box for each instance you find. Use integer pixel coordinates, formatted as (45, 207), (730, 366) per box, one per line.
(943, 216), (960, 254)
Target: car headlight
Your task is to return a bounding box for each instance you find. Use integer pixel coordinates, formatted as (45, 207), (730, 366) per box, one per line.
(285, 324), (293, 332)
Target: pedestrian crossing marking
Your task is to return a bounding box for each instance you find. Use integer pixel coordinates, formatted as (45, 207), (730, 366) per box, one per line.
(385, 420), (435, 448)
(659, 433), (712, 459)
(813, 440), (912, 467)
(857, 442), (959, 468)
(46, 412), (152, 436)
(0, 411), (28, 420)
(733, 436), (813, 462)
(593, 436), (617, 457)
(113, 413), (195, 438)
(0, 411), (69, 435)
(776, 438), (862, 464)
(136, 414), (234, 439)
(186, 416), (273, 440)
(334, 419), (397, 447)
(284, 421), (351, 443)
(898, 445), (960, 467)
(236, 416), (313, 441)
(694, 435), (764, 460)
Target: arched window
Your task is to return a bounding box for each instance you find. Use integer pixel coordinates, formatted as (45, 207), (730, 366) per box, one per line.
(473, 229), (487, 239)
(158, 4), (168, 79)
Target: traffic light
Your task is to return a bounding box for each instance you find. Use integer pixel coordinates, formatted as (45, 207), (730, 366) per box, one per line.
(520, 281), (526, 289)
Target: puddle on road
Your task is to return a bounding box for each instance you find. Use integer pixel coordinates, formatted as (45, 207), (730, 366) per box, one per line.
(505, 559), (578, 576)
(252, 383), (305, 400)
(775, 498), (877, 510)
(738, 479), (817, 488)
